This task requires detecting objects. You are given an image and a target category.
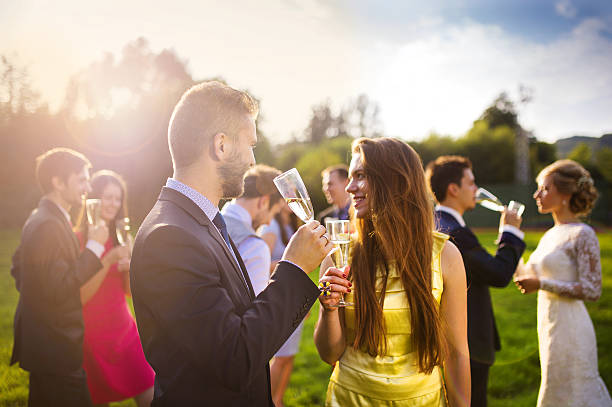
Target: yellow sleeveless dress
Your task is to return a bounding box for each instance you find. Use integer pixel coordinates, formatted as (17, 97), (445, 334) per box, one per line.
(326, 231), (449, 406)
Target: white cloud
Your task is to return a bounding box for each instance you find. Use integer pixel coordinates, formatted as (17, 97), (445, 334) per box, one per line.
(555, 0), (578, 19)
(359, 18), (612, 142)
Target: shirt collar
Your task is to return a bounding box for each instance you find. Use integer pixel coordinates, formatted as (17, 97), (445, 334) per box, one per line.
(165, 178), (218, 222)
(435, 204), (466, 227)
(221, 201), (254, 232)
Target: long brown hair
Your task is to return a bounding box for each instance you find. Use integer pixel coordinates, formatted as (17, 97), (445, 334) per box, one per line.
(350, 137), (444, 374)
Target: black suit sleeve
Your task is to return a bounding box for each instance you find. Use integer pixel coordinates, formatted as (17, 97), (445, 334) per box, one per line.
(136, 225), (320, 393)
(452, 228), (526, 288)
(19, 220), (103, 302)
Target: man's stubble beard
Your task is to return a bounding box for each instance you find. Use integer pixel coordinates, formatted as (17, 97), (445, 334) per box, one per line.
(218, 155), (252, 199)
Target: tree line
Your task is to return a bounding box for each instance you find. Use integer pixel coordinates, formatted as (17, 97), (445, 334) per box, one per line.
(1, 38), (610, 228)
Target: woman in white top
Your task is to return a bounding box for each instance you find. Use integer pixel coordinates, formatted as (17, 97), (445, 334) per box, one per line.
(515, 159), (611, 407)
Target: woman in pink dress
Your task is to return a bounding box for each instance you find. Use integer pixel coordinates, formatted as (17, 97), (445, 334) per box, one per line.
(77, 170), (154, 406)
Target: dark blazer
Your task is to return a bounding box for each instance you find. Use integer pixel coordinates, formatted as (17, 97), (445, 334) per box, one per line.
(435, 210), (525, 365)
(130, 187), (320, 406)
(11, 198), (103, 374)
(317, 203), (350, 225)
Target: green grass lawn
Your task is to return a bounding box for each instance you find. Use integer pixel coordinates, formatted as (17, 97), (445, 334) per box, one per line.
(1, 228), (611, 406)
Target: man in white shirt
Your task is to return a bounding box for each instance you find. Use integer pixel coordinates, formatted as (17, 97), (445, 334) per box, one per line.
(222, 164), (284, 295)
(425, 155), (526, 407)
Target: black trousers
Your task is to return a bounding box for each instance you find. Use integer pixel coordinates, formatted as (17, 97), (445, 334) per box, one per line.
(470, 359), (491, 407)
(28, 369), (92, 407)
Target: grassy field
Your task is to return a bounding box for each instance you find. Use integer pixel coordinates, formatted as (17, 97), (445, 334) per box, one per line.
(1, 228), (611, 406)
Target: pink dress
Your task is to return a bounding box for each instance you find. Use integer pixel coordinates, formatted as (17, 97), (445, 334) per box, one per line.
(80, 237), (155, 403)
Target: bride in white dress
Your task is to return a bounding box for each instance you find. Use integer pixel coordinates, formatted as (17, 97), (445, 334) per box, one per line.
(515, 159), (611, 407)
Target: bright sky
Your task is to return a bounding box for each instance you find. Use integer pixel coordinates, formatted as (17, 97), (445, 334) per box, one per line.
(2, 0), (611, 143)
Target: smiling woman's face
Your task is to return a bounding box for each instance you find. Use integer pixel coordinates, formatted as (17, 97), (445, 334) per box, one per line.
(100, 182), (123, 223)
(346, 153), (369, 219)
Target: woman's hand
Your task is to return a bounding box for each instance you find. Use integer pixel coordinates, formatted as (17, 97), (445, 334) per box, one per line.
(515, 276), (540, 294)
(117, 258), (130, 273)
(318, 266), (351, 310)
(103, 245), (130, 267)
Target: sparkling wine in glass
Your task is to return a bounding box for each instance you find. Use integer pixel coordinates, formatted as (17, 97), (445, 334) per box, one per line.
(86, 199), (102, 226)
(326, 219), (353, 307)
(273, 168), (314, 223)
(475, 188), (504, 212)
(116, 217), (133, 249)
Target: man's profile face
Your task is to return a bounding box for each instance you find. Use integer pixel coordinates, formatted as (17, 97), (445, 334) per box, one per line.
(457, 168), (477, 211)
(219, 115), (257, 198)
(322, 171), (349, 206)
(60, 166), (91, 207)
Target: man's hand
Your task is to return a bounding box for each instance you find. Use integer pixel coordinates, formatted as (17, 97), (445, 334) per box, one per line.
(500, 207), (522, 229)
(282, 220), (334, 273)
(89, 223), (109, 245)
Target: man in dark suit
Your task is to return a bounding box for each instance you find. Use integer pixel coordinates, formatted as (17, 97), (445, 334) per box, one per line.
(425, 155), (525, 407)
(11, 148), (112, 406)
(130, 81), (332, 406)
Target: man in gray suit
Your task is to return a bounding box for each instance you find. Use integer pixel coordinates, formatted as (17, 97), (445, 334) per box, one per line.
(130, 81), (333, 406)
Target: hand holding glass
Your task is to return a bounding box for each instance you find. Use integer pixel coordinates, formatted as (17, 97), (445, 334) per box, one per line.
(273, 168), (314, 223)
(326, 219), (353, 307)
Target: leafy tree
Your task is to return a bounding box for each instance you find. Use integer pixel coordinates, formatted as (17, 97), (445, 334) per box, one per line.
(479, 92), (519, 130)
(459, 120), (515, 184)
(596, 147), (612, 183)
(529, 140), (557, 177)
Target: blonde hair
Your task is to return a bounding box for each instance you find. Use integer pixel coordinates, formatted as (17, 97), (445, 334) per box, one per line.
(537, 159), (598, 216)
(168, 81), (258, 170)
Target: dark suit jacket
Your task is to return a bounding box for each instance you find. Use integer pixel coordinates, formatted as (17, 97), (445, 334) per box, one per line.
(317, 203), (350, 225)
(11, 198), (103, 374)
(130, 187), (320, 406)
(435, 210), (525, 365)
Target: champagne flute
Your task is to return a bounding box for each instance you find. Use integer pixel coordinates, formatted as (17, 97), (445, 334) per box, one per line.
(273, 168), (314, 223)
(476, 188), (525, 216)
(85, 199), (102, 226)
(475, 188), (504, 212)
(326, 219), (353, 307)
(116, 217), (133, 249)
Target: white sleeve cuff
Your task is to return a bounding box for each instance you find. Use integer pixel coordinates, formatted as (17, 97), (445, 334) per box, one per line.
(86, 240), (105, 258)
(501, 225), (525, 240)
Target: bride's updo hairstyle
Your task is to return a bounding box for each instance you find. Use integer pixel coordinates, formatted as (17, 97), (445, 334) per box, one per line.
(537, 159), (598, 216)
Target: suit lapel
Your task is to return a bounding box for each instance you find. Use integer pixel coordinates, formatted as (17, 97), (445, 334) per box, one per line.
(230, 238), (255, 299)
(40, 199), (80, 258)
(158, 188), (252, 296)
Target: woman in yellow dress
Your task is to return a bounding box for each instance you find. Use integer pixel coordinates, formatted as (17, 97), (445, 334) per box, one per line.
(314, 137), (471, 406)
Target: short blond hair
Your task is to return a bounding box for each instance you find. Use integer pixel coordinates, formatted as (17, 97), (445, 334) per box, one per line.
(537, 159), (598, 216)
(168, 81), (258, 170)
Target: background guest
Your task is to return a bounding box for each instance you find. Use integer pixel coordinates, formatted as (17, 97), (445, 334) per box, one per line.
(77, 170), (154, 407)
(317, 164), (351, 225)
(426, 155), (525, 407)
(10, 148), (107, 406)
(222, 164), (284, 295)
(260, 203), (302, 407)
(515, 159), (611, 407)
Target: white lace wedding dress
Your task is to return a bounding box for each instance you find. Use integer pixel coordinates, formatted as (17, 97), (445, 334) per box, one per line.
(526, 223), (611, 407)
